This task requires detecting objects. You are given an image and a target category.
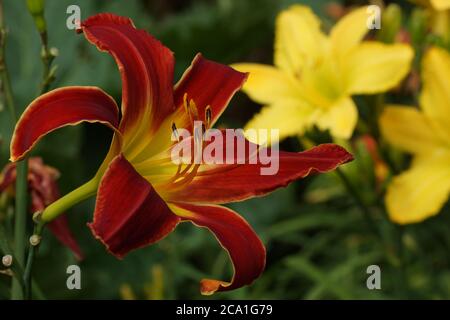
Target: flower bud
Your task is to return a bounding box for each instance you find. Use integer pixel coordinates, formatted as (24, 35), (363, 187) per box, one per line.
(2, 254), (12, 267)
(26, 0), (47, 34)
(377, 4), (402, 43)
(409, 8), (428, 46)
(30, 234), (42, 246)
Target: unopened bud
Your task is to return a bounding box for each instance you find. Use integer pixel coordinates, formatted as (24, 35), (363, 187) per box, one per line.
(32, 211), (42, 223)
(26, 0), (46, 33)
(30, 234), (42, 246)
(2, 255), (12, 267)
(49, 47), (59, 57)
(377, 4), (402, 43)
(409, 8), (428, 45)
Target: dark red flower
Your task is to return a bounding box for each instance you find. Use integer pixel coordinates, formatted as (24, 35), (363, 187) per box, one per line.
(0, 158), (83, 260)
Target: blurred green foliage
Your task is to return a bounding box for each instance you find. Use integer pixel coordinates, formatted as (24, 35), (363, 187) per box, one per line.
(0, 0), (449, 299)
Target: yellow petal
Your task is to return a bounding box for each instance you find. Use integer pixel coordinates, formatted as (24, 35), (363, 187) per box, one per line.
(380, 105), (445, 154)
(244, 101), (314, 144)
(343, 42), (413, 94)
(274, 5), (327, 75)
(386, 152), (450, 224)
(420, 46), (450, 143)
(330, 6), (371, 57)
(316, 97), (358, 139)
(231, 63), (304, 105)
(430, 0), (450, 10)
(430, 10), (450, 41)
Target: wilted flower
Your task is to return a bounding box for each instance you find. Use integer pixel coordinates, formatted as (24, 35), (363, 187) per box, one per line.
(0, 158), (83, 259)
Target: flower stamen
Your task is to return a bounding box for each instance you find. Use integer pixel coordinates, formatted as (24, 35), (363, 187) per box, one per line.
(205, 106), (211, 128)
(172, 122), (180, 142)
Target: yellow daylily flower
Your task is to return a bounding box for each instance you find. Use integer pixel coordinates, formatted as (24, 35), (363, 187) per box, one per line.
(412, 0), (450, 10)
(380, 47), (450, 224)
(411, 0), (450, 41)
(232, 5), (413, 141)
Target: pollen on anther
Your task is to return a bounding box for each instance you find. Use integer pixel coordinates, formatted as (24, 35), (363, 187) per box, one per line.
(183, 93), (189, 112)
(172, 122), (180, 141)
(189, 99), (199, 120)
(205, 106), (211, 127)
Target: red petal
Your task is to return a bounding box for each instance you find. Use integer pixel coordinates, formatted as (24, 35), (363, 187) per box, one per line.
(174, 54), (247, 128)
(1, 158), (84, 259)
(166, 132), (353, 203)
(172, 203), (265, 295)
(10, 86), (120, 162)
(48, 217), (84, 261)
(0, 163), (16, 192)
(29, 189), (84, 260)
(81, 13), (175, 137)
(89, 154), (180, 258)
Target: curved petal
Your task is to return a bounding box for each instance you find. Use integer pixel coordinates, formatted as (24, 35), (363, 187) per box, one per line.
(0, 162), (16, 192)
(380, 105), (445, 154)
(430, 0), (450, 10)
(244, 101), (314, 142)
(81, 13), (175, 143)
(31, 192), (84, 259)
(29, 181), (84, 260)
(165, 137), (353, 204)
(386, 153), (450, 224)
(231, 63), (305, 106)
(170, 203), (265, 295)
(10, 86), (120, 162)
(89, 154), (180, 258)
(420, 46), (450, 143)
(316, 97), (358, 139)
(174, 54), (247, 128)
(274, 5), (327, 75)
(343, 42), (413, 94)
(330, 6), (370, 57)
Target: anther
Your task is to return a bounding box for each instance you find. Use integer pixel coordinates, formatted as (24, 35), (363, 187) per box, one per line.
(205, 106), (211, 128)
(183, 93), (189, 114)
(194, 125), (203, 146)
(189, 99), (199, 120)
(172, 122), (179, 141)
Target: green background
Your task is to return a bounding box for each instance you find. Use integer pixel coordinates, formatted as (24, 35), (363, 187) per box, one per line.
(0, 0), (449, 299)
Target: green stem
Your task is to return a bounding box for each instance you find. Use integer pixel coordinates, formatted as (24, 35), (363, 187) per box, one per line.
(0, 0), (29, 300)
(23, 220), (43, 299)
(0, 0), (16, 124)
(39, 45), (56, 95)
(15, 0), (58, 300)
(0, 223), (26, 292)
(1, 223), (45, 299)
(335, 167), (380, 238)
(41, 178), (98, 223)
(11, 160), (28, 299)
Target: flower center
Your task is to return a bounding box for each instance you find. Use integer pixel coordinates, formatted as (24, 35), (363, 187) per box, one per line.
(132, 94), (212, 192)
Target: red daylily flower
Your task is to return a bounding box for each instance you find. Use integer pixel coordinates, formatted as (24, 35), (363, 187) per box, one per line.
(0, 158), (83, 260)
(10, 13), (352, 295)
